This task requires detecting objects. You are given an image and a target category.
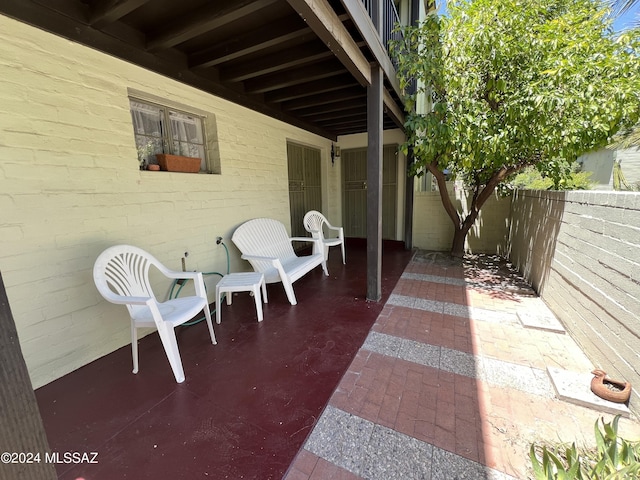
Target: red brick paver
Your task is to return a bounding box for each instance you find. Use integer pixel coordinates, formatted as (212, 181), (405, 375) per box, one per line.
(284, 254), (640, 480)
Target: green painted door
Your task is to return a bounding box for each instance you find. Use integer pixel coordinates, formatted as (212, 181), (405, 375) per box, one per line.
(342, 145), (398, 239)
(287, 143), (322, 239)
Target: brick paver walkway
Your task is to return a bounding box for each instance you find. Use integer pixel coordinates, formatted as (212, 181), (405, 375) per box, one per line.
(284, 252), (640, 480)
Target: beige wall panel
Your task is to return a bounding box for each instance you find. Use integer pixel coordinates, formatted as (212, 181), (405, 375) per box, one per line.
(412, 185), (511, 254)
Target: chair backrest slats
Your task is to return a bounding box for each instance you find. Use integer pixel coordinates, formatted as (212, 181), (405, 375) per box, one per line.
(94, 245), (160, 304)
(303, 210), (327, 239)
(232, 218), (296, 261)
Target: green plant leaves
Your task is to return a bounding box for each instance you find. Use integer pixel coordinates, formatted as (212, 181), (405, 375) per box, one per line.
(530, 415), (640, 479)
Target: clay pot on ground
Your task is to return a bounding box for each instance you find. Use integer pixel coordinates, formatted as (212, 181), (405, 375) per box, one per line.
(590, 369), (631, 403)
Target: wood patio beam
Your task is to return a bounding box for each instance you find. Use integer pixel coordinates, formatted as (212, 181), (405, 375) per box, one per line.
(286, 0), (371, 86)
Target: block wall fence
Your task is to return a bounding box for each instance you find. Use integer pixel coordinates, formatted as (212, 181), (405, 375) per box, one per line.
(412, 184), (512, 254)
(413, 186), (640, 413)
(509, 190), (640, 412)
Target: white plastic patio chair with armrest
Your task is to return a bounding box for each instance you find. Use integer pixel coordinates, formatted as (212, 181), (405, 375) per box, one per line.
(231, 218), (327, 306)
(93, 245), (216, 383)
(303, 210), (346, 265)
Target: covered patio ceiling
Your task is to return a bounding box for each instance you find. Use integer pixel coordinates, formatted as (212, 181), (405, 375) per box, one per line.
(1, 0), (406, 140)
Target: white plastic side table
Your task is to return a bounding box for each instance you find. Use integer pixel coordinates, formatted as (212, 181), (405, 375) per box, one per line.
(215, 272), (267, 323)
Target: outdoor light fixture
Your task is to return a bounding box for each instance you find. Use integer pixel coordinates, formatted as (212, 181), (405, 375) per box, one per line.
(331, 144), (340, 166)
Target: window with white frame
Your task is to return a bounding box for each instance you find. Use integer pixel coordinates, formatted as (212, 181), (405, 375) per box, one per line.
(130, 99), (208, 171)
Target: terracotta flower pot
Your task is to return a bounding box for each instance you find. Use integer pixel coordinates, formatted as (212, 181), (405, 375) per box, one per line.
(590, 369), (631, 403)
(155, 154), (201, 173)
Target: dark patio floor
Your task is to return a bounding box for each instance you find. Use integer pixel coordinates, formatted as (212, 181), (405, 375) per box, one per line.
(36, 239), (414, 480)
(36, 241), (640, 480)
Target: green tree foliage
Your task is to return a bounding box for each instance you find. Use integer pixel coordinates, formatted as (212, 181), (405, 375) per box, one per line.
(391, 0), (640, 256)
(511, 163), (593, 190)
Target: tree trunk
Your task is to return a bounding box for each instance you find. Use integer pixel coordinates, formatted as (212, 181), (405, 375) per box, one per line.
(450, 210), (479, 257)
(426, 162), (526, 259)
(451, 227), (467, 257)
(426, 162), (465, 255)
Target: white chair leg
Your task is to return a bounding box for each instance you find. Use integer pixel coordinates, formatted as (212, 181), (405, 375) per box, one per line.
(252, 284), (263, 322)
(341, 241), (346, 264)
(261, 278), (268, 303)
(281, 280), (298, 305)
(131, 322), (139, 374)
(215, 285), (222, 324)
(323, 244), (330, 261)
(321, 258), (328, 276)
(156, 322), (185, 383)
(203, 304), (217, 344)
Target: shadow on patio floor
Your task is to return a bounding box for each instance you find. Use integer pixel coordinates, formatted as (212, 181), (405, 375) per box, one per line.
(285, 250), (640, 480)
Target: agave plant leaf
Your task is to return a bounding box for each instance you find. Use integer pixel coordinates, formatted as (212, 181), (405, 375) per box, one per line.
(606, 463), (640, 479)
(595, 417), (607, 454)
(549, 448), (569, 474)
(530, 444), (546, 479)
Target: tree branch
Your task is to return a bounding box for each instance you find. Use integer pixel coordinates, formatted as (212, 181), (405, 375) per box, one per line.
(426, 161), (461, 229)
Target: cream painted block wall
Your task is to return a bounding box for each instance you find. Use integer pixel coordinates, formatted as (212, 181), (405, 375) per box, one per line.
(0, 15), (334, 388)
(412, 184), (511, 254)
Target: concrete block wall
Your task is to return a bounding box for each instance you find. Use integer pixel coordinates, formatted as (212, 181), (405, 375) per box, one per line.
(510, 190), (640, 411)
(0, 15), (334, 388)
(412, 184), (511, 254)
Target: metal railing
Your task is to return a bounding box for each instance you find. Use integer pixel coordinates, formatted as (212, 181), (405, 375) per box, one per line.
(360, 0), (403, 55)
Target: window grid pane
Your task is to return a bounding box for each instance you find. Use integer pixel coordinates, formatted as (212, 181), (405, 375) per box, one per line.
(130, 99), (207, 171)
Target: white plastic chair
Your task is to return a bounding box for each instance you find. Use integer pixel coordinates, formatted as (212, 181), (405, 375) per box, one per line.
(231, 218), (327, 305)
(93, 245), (216, 383)
(303, 210), (346, 264)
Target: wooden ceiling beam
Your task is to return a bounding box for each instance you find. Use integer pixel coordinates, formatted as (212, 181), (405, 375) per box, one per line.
(220, 42), (333, 82)
(189, 18), (312, 69)
(286, 0), (371, 86)
(244, 60), (345, 94)
(383, 90), (405, 129)
(283, 88), (365, 110)
(303, 107), (366, 122)
(146, 0), (279, 51)
(296, 98), (365, 116)
(265, 76), (358, 103)
(89, 0), (149, 28)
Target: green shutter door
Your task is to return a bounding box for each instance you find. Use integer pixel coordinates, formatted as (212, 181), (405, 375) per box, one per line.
(342, 145), (398, 239)
(287, 143), (322, 239)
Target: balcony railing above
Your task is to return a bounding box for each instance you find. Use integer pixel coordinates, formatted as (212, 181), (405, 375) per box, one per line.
(360, 0), (403, 57)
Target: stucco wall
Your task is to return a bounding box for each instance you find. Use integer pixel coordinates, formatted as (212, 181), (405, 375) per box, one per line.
(412, 184), (512, 254)
(616, 147), (640, 189)
(579, 147), (640, 190)
(509, 189), (640, 410)
(578, 149), (615, 188)
(0, 15), (335, 388)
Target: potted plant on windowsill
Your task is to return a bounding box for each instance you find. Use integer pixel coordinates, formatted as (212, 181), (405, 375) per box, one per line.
(155, 154), (201, 173)
(137, 142), (157, 170)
